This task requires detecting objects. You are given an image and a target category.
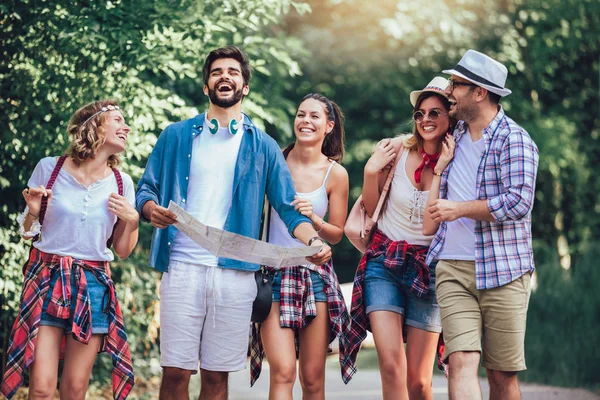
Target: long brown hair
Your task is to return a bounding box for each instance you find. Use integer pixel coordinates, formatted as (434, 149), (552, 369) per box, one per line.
(283, 93), (346, 162)
(65, 100), (121, 167)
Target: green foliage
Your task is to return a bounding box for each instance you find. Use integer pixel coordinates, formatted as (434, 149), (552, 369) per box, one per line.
(0, 216), (29, 372)
(522, 243), (600, 387)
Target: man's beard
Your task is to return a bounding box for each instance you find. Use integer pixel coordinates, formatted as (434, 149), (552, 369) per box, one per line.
(208, 85), (244, 108)
(451, 100), (478, 123)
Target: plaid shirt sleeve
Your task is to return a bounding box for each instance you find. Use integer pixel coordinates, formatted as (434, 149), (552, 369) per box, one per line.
(487, 127), (539, 222)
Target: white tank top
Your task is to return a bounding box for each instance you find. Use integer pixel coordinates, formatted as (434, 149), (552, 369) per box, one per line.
(377, 149), (434, 246)
(268, 160), (336, 252)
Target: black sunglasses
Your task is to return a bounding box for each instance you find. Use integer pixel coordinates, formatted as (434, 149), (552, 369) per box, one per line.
(412, 109), (448, 122)
(448, 78), (479, 91)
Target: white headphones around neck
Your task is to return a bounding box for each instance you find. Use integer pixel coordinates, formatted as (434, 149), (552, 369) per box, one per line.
(205, 115), (242, 135)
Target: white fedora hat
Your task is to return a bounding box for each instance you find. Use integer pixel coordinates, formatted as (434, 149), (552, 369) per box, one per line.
(410, 76), (450, 106)
(442, 49), (512, 97)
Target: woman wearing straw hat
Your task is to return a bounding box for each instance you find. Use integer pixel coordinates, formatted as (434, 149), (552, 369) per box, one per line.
(347, 77), (456, 400)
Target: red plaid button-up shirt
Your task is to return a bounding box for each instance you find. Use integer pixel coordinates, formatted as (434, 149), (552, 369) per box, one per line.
(1, 248), (134, 400)
(347, 229), (447, 374)
(250, 260), (356, 386)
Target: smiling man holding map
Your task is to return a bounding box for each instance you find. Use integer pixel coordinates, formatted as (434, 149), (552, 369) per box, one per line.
(135, 46), (331, 400)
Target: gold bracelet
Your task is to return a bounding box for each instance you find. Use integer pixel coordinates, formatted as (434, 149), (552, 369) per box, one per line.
(28, 211), (40, 220)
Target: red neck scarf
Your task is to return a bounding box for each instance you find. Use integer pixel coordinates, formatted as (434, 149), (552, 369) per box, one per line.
(414, 150), (440, 184)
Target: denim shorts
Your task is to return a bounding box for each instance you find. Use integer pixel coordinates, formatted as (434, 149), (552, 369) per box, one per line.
(272, 269), (327, 302)
(363, 254), (441, 333)
(40, 269), (110, 334)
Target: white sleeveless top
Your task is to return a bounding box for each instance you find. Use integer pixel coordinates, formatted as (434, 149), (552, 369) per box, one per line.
(268, 161), (336, 253)
(377, 150), (434, 246)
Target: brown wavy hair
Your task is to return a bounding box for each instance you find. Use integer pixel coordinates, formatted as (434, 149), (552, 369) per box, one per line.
(403, 92), (455, 152)
(65, 100), (121, 167)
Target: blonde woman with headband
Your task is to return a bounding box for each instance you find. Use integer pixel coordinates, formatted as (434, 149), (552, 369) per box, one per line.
(2, 100), (137, 400)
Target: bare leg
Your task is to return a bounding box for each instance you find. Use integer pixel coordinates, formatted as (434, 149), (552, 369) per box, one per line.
(261, 302), (297, 400)
(159, 367), (193, 400)
(487, 369), (521, 400)
(405, 327), (440, 400)
(59, 334), (103, 400)
(448, 351), (482, 400)
(369, 311), (409, 400)
(28, 326), (62, 400)
(199, 369), (228, 400)
(298, 302), (329, 400)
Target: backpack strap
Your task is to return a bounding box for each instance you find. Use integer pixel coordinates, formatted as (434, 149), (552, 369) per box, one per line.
(34, 155), (67, 242)
(106, 168), (123, 249)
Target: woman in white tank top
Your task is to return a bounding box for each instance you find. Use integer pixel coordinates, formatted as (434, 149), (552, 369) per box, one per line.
(256, 94), (352, 398)
(5, 101), (138, 400)
(352, 78), (456, 399)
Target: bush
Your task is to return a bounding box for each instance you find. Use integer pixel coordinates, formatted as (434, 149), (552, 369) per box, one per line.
(521, 243), (600, 388)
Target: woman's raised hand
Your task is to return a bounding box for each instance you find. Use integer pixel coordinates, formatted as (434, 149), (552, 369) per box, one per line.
(292, 196), (316, 219)
(435, 134), (456, 174)
(365, 138), (396, 174)
(22, 186), (52, 218)
(108, 193), (139, 223)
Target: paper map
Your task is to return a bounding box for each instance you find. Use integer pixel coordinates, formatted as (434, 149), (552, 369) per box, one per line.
(168, 201), (320, 268)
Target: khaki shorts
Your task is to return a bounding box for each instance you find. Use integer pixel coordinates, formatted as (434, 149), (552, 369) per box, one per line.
(436, 260), (531, 371)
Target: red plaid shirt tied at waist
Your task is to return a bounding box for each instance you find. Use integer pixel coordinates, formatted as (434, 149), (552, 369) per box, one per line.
(347, 229), (447, 374)
(1, 248), (134, 400)
(250, 260), (356, 386)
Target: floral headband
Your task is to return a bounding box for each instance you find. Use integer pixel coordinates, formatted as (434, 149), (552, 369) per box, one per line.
(82, 105), (122, 125)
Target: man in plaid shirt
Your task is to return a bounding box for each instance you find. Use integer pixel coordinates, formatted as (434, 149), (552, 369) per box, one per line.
(423, 50), (539, 400)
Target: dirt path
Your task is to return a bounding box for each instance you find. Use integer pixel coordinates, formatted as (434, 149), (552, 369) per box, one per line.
(220, 362), (599, 400)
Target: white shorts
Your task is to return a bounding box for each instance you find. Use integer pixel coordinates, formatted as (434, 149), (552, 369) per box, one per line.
(159, 260), (257, 373)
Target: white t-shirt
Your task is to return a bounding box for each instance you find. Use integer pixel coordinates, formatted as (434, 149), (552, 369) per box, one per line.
(28, 156), (135, 261)
(169, 121), (245, 266)
(378, 149), (434, 246)
(436, 130), (485, 260)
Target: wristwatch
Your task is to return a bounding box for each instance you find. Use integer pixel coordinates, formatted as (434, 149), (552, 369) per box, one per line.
(308, 236), (325, 246)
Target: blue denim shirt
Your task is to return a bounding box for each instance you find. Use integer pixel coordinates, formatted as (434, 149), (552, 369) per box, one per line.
(136, 113), (310, 273)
